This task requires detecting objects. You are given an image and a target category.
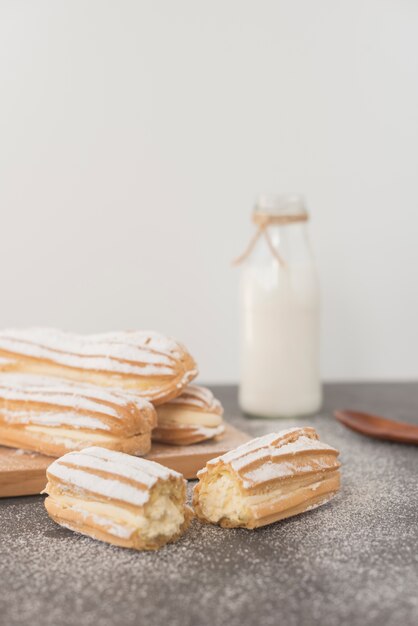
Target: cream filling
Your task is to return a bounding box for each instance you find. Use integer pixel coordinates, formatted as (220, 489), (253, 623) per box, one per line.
(53, 491), (184, 541)
(186, 424), (225, 437)
(157, 407), (222, 428)
(197, 472), (250, 524)
(197, 472), (330, 524)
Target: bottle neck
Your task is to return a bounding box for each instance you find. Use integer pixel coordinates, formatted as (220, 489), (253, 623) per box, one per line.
(253, 222), (314, 266)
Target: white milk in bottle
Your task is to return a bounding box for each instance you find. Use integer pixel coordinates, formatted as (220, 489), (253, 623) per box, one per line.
(238, 194), (321, 418)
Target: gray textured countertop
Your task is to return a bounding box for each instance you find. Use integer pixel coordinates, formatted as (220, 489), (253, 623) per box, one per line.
(1, 383), (417, 626)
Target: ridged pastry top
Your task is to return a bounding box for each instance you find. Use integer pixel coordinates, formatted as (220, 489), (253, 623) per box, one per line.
(200, 427), (340, 490)
(168, 385), (223, 414)
(0, 374), (156, 434)
(0, 328), (198, 400)
(46, 446), (184, 507)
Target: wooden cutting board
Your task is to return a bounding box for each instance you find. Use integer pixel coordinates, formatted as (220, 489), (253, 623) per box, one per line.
(0, 423), (250, 497)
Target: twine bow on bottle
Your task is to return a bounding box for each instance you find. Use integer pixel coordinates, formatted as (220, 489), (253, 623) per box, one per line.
(232, 212), (308, 267)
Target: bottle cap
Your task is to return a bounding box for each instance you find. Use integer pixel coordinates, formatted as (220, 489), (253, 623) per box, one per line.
(254, 193), (307, 217)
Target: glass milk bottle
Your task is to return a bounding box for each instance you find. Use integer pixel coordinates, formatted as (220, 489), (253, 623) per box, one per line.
(237, 193), (322, 418)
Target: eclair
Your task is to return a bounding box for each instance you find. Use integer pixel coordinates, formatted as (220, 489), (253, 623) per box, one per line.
(0, 374), (156, 457)
(152, 385), (225, 446)
(193, 427), (341, 529)
(0, 328), (197, 405)
(43, 446), (192, 550)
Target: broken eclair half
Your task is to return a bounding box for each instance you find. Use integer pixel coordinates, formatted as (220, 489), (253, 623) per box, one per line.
(43, 446), (192, 550)
(193, 427), (341, 529)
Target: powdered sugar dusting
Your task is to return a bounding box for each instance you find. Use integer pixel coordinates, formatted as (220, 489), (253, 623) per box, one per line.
(55, 453), (157, 488)
(85, 447), (183, 480)
(1, 384), (417, 626)
(0, 374), (154, 416)
(231, 436), (337, 471)
(242, 459), (315, 487)
(47, 447), (183, 503)
(203, 428), (324, 475)
(0, 328), (192, 378)
(169, 385), (223, 414)
(47, 464), (150, 506)
(3, 410), (109, 430)
(210, 429), (308, 465)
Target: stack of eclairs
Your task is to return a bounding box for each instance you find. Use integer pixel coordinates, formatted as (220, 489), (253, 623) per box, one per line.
(0, 329), (341, 551)
(0, 328), (225, 457)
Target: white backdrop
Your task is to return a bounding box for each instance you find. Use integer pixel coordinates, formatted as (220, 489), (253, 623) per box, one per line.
(1, 1), (417, 383)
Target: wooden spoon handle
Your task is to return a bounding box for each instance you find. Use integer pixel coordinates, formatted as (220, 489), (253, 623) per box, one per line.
(334, 410), (418, 445)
